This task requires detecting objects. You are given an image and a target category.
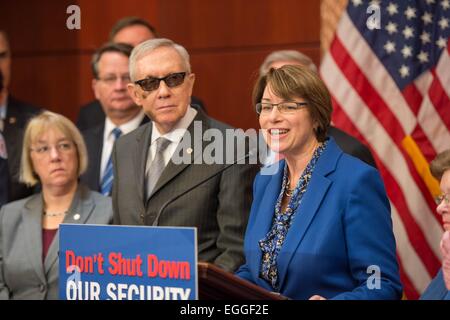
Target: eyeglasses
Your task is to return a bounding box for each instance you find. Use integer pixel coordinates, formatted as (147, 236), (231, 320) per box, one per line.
(30, 141), (75, 156)
(256, 102), (308, 115)
(134, 72), (187, 92)
(435, 193), (449, 206)
(97, 74), (131, 85)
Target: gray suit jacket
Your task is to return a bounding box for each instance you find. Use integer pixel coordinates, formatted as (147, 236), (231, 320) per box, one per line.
(112, 109), (258, 272)
(0, 184), (112, 300)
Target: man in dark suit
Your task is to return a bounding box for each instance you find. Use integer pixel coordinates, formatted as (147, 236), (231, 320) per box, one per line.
(0, 157), (8, 207)
(112, 38), (258, 272)
(0, 132), (8, 208)
(77, 17), (205, 131)
(0, 30), (41, 202)
(260, 50), (376, 168)
(0, 71), (7, 207)
(80, 43), (148, 195)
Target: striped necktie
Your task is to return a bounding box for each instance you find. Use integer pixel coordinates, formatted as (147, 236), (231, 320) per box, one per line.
(145, 137), (171, 199)
(100, 127), (122, 196)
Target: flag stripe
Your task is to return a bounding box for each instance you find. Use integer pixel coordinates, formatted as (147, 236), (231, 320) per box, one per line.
(402, 84), (423, 116)
(417, 94), (450, 154)
(411, 125), (437, 163)
(336, 12), (417, 134)
(330, 37), (405, 144)
(337, 11), (447, 176)
(397, 256), (420, 300)
(321, 53), (443, 266)
(391, 205), (431, 296)
(329, 38), (439, 223)
(401, 136), (441, 202)
(435, 43), (450, 99)
(413, 72), (432, 98)
(428, 72), (450, 133)
(321, 3), (450, 299)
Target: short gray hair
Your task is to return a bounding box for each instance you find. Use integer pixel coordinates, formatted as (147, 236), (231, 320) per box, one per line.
(259, 50), (318, 76)
(129, 38), (191, 81)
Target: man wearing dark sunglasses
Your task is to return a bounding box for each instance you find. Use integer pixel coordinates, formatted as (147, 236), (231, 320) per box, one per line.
(112, 38), (258, 273)
(76, 16), (205, 131)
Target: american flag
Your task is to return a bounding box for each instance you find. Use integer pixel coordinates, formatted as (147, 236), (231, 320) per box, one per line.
(320, 0), (450, 299)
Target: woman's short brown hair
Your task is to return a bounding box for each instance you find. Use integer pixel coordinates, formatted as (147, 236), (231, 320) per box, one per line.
(20, 111), (88, 186)
(252, 65), (332, 142)
(430, 149), (450, 181)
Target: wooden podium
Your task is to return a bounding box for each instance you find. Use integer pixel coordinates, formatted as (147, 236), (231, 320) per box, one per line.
(198, 262), (288, 300)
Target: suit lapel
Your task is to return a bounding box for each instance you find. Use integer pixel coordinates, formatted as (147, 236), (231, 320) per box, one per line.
(132, 123), (153, 204)
(84, 124), (104, 191)
(91, 124), (104, 189)
(44, 185), (95, 273)
(276, 139), (341, 290)
(22, 194), (46, 283)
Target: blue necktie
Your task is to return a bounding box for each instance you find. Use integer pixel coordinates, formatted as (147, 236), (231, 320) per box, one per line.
(100, 127), (122, 196)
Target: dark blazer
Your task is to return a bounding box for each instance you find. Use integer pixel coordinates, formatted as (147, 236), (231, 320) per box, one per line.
(76, 97), (206, 131)
(3, 96), (41, 202)
(0, 184), (112, 300)
(420, 269), (450, 300)
(0, 158), (8, 208)
(112, 108), (258, 272)
(236, 138), (402, 299)
(80, 116), (149, 192)
(328, 126), (376, 168)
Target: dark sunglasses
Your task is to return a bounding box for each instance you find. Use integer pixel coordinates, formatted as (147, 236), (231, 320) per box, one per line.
(134, 72), (187, 92)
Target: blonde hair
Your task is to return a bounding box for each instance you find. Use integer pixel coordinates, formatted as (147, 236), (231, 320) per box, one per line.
(20, 111), (88, 186)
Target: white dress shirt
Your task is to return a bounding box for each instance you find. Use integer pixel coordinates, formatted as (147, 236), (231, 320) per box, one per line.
(100, 110), (146, 181)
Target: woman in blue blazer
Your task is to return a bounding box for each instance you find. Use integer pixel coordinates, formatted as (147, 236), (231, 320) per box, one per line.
(235, 65), (402, 300)
(420, 149), (450, 300)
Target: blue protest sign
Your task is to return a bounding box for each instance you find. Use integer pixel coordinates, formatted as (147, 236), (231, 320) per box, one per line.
(59, 224), (197, 300)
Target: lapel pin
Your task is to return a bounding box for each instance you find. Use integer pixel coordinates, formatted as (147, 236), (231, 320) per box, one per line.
(187, 147), (193, 154)
(73, 213), (80, 221)
(9, 117), (16, 125)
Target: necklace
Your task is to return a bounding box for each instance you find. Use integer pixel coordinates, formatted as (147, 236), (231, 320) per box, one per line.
(44, 211), (68, 217)
(284, 176), (295, 197)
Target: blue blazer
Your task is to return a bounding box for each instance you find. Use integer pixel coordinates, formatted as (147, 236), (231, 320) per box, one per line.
(236, 138), (402, 300)
(420, 269), (450, 300)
